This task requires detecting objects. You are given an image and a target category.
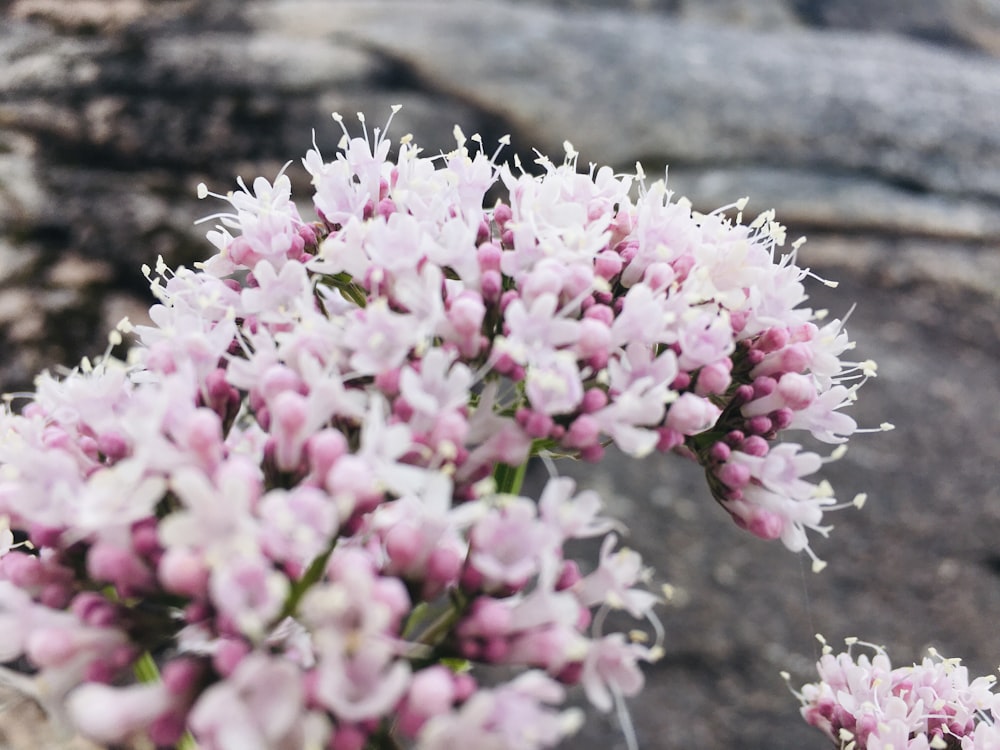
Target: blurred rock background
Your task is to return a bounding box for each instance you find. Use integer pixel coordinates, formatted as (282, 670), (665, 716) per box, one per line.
(1, 1), (999, 748)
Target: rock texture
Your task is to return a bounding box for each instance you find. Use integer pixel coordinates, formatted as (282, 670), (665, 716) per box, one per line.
(1, 1), (999, 749)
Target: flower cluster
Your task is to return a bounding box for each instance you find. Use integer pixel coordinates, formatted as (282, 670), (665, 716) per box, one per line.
(0, 109), (869, 748)
(793, 637), (1000, 750)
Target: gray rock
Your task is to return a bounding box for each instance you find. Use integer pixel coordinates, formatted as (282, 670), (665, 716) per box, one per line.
(313, 2), (1000, 207)
(790, 0), (1000, 54)
(669, 166), (1000, 240)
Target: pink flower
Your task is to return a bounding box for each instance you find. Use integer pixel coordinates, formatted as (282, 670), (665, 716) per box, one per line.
(67, 681), (175, 746)
(571, 535), (659, 618)
(311, 636), (411, 723)
(209, 553), (289, 640)
(416, 671), (583, 750)
(796, 640), (998, 749)
(258, 486), (339, 570)
(524, 351), (584, 416)
(580, 634), (651, 713)
(343, 299), (421, 376)
(189, 653), (320, 750)
(469, 499), (560, 590)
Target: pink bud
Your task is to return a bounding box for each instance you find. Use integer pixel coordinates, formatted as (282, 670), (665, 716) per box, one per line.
(270, 391), (309, 471)
(594, 250), (623, 280)
(181, 408), (224, 469)
(25, 627), (77, 667)
(443, 675), (471, 706)
(747, 415), (773, 435)
(96, 431), (129, 461)
(716, 461), (751, 489)
(331, 724), (368, 750)
(426, 546), (463, 590)
(88, 543), (153, 593)
(374, 576), (412, 627)
(752, 376), (777, 399)
(772, 407), (794, 430)
(583, 303), (614, 326)
(483, 636), (510, 662)
(776, 372), (816, 410)
(708, 441), (731, 463)
(408, 666), (456, 718)
(755, 327), (790, 353)
(384, 523), (422, 571)
(581, 388), (608, 413)
(739, 436), (768, 457)
(260, 364), (305, 400)
(665, 393), (721, 436)
(149, 711), (187, 746)
(556, 560), (582, 590)
(158, 547), (209, 598)
(374, 367), (401, 395)
(563, 264), (593, 299)
(643, 261), (676, 290)
(377, 198), (396, 219)
(492, 203), (512, 227)
(577, 318), (611, 360)
(617, 240), (639, 263)
(655, 427), (684, 453)
(71, 592), (118, 628)
(481, 269), (503, 302)
(162, 658), (203, 696)
(695, 361), (732, 396)
(672, 254), (695, 282)
(212, 637), (250, 677)
(307, 429), (348, 480)
(469, 597), (513, 639)
(564, 415), (600, 449)
(477, 242), (502, 273)
(746, 508), (784, 540)
(449, 293), (486, 338)
(68, 682), (174, 746)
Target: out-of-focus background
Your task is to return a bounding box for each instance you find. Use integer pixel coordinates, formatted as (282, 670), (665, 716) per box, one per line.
(1, 1), (999, 748)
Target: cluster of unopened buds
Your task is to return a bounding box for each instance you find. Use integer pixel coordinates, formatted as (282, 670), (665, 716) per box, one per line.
(0, 107), (878, 749)
(792, 637), (1000, 750)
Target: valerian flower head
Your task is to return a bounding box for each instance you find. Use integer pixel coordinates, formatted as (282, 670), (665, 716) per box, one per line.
(794, 638), (1000, 750)
(0, 109), (877, 748)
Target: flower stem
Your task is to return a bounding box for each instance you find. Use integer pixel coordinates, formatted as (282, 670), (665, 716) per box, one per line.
(133, 652), (199, 750)
(279, 546), (334, 620)
(493, 459), (528, 495)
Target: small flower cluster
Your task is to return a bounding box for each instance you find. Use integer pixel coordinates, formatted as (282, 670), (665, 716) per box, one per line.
(793, 637), (1000, 750)
(0, 109), (868, 748)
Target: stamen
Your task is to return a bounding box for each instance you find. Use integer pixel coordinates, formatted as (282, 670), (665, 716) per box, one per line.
(538, 451), (559, 479)
(612, 682), (639, 750)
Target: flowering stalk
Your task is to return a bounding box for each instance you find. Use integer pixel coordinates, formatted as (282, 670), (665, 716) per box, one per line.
(791, 637), (1000, 750)
(0, 108), (875, 749)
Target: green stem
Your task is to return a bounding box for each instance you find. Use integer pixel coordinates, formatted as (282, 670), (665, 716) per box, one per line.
(493, 459), (528, 495)
(414, 591), (468, 648)
(366, 725), (404, 750)
(132, 652), (199, 750)
(279, 546), (335, 620)
(133, 650), (160, 684)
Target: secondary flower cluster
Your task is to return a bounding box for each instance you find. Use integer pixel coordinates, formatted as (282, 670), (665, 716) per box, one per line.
(0, 109), (867, 748)
(794, 637), (1000, 750)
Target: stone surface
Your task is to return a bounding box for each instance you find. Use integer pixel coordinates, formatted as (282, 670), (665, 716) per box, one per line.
(1, 1), (999, 748)
(790, 0), (1000, 53)
(314, 2), (1000, 201)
